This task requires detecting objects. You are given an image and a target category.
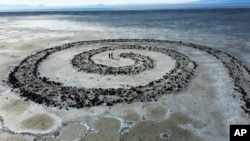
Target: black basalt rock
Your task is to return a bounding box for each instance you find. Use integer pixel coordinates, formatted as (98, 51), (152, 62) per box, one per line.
(6, 39), (201, 109)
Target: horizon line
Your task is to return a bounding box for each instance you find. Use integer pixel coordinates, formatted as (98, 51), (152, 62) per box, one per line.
(1, 2), (250, 7)
(1, 2), (250, 12)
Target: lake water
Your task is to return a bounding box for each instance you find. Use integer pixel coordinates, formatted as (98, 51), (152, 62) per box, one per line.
(0, 9), (250, 66)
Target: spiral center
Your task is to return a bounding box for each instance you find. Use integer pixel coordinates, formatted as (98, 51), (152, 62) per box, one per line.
(92, 51), (135, 67)
(71, 46), (155, 75)
(39, 46), (176, 88)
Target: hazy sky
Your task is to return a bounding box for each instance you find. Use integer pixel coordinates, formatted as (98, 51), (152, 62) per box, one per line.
(0, 0), (249, 6)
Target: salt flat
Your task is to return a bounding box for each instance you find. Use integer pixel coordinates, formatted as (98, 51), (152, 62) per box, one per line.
(0, 10), (250, 141)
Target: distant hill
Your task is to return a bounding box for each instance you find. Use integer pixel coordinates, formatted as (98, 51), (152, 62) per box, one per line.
(0, 3), (250, 12)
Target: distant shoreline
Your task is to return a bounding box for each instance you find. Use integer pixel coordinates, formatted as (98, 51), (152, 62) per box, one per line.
(0, 7), (250, 14)
(1, 3), (250, 13)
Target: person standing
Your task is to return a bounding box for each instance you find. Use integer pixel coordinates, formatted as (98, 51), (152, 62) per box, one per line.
(111, 53), (113, 59)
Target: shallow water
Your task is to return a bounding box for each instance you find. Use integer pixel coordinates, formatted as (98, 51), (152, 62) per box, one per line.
(1, 9), (249, 65)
